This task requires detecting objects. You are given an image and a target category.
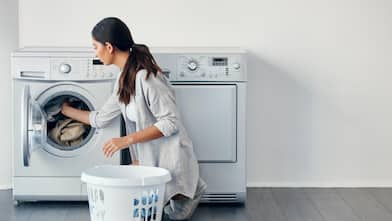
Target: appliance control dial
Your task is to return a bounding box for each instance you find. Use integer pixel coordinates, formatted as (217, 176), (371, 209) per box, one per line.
(59, 63), (72, 74)
(187, 60), (199, 71)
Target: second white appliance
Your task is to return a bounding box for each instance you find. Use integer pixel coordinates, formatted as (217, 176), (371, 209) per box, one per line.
(153, 47), (247, 203)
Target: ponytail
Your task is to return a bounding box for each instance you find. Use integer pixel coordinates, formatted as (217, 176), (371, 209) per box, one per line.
(117, 43), (162, 105)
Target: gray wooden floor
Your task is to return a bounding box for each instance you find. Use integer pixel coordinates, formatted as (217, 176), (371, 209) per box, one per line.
(2, 188), (392, 221)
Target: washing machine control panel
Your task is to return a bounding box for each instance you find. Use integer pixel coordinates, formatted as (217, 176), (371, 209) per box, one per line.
(153, 53), (246, 82)
(49, 58), (119, 81)
(173, 55), (245, 81)
(12, 56), (119, 81)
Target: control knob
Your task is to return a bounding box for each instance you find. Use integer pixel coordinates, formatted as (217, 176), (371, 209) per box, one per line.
(59, 63), (72, 74)
(187, 60), (198, 71)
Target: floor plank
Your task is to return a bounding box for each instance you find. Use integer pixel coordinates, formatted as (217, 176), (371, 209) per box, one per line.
(366, 188), (392, 214)
(337, 188), (392, 221)
(26, 202), (68, 221)
(271, 188), (324, 221)
(304, 188), (360, 221)
(246, 188), (285, 221)
(63, 202), (91, 221)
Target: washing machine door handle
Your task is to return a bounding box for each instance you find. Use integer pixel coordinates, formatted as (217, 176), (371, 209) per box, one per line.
(22, 85), (46, 167)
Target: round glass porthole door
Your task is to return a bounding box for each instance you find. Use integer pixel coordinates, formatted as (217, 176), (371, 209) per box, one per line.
(36, 84), (98, 157)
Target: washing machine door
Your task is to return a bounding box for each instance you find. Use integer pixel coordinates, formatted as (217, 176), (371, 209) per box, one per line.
(36, 83), (98, 158)
(22, 85), (46, 166)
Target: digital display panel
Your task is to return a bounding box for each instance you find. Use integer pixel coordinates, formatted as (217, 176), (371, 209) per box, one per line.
(93, 59), (103, 65)
(212, 57), (228, 66)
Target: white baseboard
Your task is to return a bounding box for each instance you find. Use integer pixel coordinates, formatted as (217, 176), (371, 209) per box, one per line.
(0, 184), (12, 190)
(247, 181), (392, 188)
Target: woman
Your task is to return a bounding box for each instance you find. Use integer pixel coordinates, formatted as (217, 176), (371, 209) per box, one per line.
(61, 17), (206, 220)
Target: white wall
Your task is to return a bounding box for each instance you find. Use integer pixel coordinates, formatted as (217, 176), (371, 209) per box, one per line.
(10, 0), (392, 187)
(0, 0), (18, 189)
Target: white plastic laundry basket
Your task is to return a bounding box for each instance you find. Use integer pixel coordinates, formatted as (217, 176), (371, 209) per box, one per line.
(81, 165), (171, 221)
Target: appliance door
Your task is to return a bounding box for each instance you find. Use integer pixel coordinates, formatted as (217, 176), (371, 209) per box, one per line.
(36, 83), (98, 158)
(14, 80), (121, 177)
(22, 85), (46, 166)
(172, 84), (237, 162)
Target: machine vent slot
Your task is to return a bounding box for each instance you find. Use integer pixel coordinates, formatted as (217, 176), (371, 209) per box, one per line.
(201, 193), (238, 203)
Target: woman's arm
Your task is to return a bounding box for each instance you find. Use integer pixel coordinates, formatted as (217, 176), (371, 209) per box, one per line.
(61, 103), (91, 125)
(102, 125), (163, 158)
(61, 87), (121, 128)
(127, 125), (164, 144)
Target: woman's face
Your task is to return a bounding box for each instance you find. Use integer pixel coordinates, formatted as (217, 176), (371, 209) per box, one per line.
(92, 38), (114, 65)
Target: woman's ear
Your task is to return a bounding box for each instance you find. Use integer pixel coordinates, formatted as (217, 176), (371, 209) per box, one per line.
(105, 42), (114, 54)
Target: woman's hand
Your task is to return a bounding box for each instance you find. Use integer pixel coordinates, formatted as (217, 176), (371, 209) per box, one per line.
(102, 137), (130, 158)
(131, 160), (140, 165)
(61, 102), (72, 115)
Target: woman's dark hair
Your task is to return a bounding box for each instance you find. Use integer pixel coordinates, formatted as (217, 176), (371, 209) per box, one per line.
(92, 17), (162, 104)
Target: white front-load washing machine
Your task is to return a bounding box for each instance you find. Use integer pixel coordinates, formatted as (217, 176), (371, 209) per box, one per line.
(11, 47), (122, 202)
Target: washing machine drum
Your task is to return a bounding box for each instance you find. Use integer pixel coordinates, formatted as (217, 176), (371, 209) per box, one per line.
(42, 94), (93, 151)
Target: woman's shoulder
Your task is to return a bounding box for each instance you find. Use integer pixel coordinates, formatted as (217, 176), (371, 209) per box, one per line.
(136, 69), (148, 80)
(136, 69), (173, 96)
(136, 69), (165, 86)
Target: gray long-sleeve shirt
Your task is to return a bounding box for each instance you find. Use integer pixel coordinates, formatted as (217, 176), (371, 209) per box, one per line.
(89, 70), (199, 203)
